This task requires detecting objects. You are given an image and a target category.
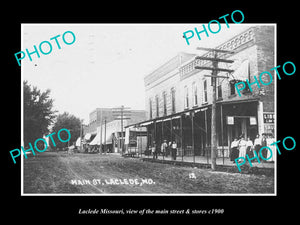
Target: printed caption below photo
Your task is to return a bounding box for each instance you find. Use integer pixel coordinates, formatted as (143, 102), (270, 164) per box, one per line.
(78, 208), (224, 215)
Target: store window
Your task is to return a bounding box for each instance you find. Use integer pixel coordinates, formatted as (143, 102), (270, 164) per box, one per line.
(217, 83), (222, 99)
(192, 82), (198, 106)
(184, 86), (189, 109)
(171, 87), (176, 114)
(149, 98), (153, 119)
(203, 79), (208, 103)
(163, 91), (167, 116)
(155, 95), (159, 117)
(230, 81), (236, 95)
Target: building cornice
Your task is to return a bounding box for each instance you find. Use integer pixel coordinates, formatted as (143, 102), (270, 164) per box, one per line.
(180, 27), (256, 80)
(144, 53), (196, 87)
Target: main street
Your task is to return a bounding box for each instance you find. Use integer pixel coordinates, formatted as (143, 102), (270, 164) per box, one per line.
(23, 152), (274, 194)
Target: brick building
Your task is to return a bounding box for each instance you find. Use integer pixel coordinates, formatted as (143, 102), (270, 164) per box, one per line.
(135, 25), (275, 158)
(84, 108), (146, 135)
(84, 108), (115, 135)
(83, 108), (146, 153)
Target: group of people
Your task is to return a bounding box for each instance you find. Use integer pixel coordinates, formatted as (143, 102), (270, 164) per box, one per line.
(230, 133), (275, 163)
(149, 133), (276, 163)
(150, 140), (178, 160)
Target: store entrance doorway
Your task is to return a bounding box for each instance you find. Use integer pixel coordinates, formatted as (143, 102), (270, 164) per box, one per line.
(228, 116), (258, 142)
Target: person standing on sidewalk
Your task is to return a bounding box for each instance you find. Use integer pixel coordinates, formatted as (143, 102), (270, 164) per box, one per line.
(266, 134), (275, 162)
(246, 137), (254, 158)
(230, 138), (239, 162)
(238, 136), (247, 161)
(161, 140), (168, 157)
(167, 141), (172, 157)
(171, 141), (177, 160)
(261, 134), (268, 162)
(152, 141), (158, 159)
(254, 134), (262, 161)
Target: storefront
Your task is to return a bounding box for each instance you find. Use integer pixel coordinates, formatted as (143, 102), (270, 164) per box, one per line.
(133, 98), (264, 159)
(125, 126), (147, 155)
(136, 106), (209, 158)
(221, 99), (259, 157)
(263, 112), (275, 136)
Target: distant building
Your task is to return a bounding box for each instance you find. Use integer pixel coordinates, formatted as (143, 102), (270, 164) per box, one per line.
(84, 108), (115, 135)
(84, 108), (146, 135)
(84, 108), (146, 153)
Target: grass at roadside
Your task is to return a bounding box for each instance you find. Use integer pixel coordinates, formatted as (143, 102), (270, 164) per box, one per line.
(23, 153), (84, 193)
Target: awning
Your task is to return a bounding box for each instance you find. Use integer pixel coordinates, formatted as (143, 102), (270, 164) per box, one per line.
(89, 132), (113, 145)
(128, 104), (211, 129)
(125, 127), (130, 145)
(89, 133), (100, 145)
(75, 137), (81, 147)
(103, 134), (113, 145)
(221, 98), (259, 105)
(84, 133), (92, 140)
(140, 121), (153, 126)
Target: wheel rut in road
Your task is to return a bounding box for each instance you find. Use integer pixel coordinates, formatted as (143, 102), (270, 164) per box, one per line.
(59, 155), (153, 194)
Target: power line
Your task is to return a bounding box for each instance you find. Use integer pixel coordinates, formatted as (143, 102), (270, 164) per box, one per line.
(195, 48), (234, 170)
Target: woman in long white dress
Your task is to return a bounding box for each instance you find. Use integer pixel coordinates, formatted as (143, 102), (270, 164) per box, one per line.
(230, 138), (239, 162)
(253, 134), (262, 160)
(246, 137), (254, 158)
(266, 135), (275, 162)
(238, 137), (247, 160)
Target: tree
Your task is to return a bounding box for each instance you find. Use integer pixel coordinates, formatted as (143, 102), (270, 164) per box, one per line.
(24, 80), (57, 145)
(49, 112), (81, 150)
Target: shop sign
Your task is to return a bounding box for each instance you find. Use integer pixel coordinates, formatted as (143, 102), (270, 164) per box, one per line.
(264, 113), (274, 123)
(227, 116), (234, 125)
(250, 116), (257, 125)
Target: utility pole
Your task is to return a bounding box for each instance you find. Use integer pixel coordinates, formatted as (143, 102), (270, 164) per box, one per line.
(100, 112), (103, 154)
(195, 47), (234, 170)
(80, 121), (83, 151)
(104, 117), (107, 154)
(121, 105), (124, 154)
(112, 106), (131, 155)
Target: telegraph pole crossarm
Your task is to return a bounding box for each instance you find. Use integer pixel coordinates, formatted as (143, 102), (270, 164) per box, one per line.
(196, 47), (235, 54)
(121, 105), (124, 155)
(195, 56), (234, 63)
(194, 66), (234, 73)
(204, 75), (229, 78)
(112, 105), (131, 156)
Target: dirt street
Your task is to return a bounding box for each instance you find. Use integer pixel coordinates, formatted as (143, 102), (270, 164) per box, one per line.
(23, 152), (274, 194)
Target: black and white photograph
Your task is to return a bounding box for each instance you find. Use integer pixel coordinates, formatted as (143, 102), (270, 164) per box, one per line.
(20, 23), (276, 195)
(4, 3), (299, 221)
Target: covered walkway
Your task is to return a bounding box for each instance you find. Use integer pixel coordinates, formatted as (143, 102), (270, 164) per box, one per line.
(125, 151), (274, 169)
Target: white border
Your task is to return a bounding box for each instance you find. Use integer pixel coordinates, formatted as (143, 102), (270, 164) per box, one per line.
(21, 24), (24, 196)
(21, 23), (277, 196)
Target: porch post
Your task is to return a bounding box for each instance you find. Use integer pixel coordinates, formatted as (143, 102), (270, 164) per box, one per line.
(221, 103), (224, 164)
(146, 125), (149, 159)
(205, 109), (208, 164)
(171, 117), (173, 143)
(162, 119), (164, 161)
(191, 111), (195, 163)
(180, 114), (183, 162)
(257, 101), (264, 135)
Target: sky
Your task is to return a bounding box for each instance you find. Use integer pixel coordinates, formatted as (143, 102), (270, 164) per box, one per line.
(22, 23), (251, 124)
